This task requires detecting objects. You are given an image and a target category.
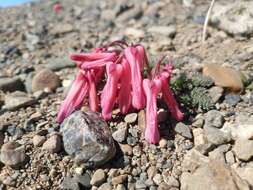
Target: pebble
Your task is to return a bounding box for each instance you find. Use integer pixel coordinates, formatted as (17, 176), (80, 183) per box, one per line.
(60, 176), (80, 190)
(116, 5), (143, 22)
(32, 135), (46, 147)
(111, 174), (128, 186)
(124, 28), (145, 39)
(203, 64), (243, 92)
(98, 183), (113, 190)
(135, 180), (147, 189)
(119, 144), (133, 156)
(159, 138), (167, 148)
(138, 110), (146, 132)
(224, 94), (241, 106)
(51, 23), (75, 35)
(225, 151), (235, 164)
(32, 69), (60, 92)
(42, 134), (62, 153)
(208, 86), (224, 103)
(4, 91), (35, 110)
(124, 113), (138, 124)
(61, 111), (116, 167)
(192, 128), (213, 154)
(163, 176), (179, 188)
(153, 174), (163, 185)
(0, 77), (25, 92)
(147, 25), (176, 38)
(44, 58), (75, 71)
(112, 126), (127, 143)
(205, 110), (224, 128)
(204, 125), (232, 146)
(74, 173), (91, 188)
(116, 184), (126, 190)
(0, 141), (27, 168)
(174, 122), (192, 139)
(208, 144), (230, 163)
(233, 139), (253, 161)
(147, 166), (157, 179)
(91, 169), (106, 186)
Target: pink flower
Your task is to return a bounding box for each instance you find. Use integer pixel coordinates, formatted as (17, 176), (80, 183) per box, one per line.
(101, 63), (123, 120)
(124, 46), (146, 109)
(87, 70), (99, 112)
(53, 3), (62, 13)
(56, 72), (89, 123)
(143, 78), (161, 144)
(118, 58), (132, 114)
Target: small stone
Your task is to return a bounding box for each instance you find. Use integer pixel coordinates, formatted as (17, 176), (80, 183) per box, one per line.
(0, 141), (26, 168)
(163, 176), (179, 188)
(112, 126), (127, 143)
(98, 183), (112, 190)
(116, 6), (143, 22)
(233, 139), (253, 161)
(74, 173), (91, 188)
(42, 135), (62, 153)
(225, 151), (235, 164)
(174, 122), (192, 139)
(75, 167), (84, 175)
(205, 110), (224, 128)
(193, 128), (213, 154)
(147, 25), (176, 38)
(60, 176), (79, 190)
(147, 166), (157, 179)
(192, 117), (204, 128)
(204, 125), (232, 146)
(124, 28), (145, 39)
(135, 180), (147, 189)
(0, 77), (25, 92)
(91, 169), (106, 186)
(208, 144), (231, 163)
(4, 91), (35, 110)
(203, 64), (243, 92)
(224, 94), (241, 106)
(124, 113), (138, 124)
(51, 23), (74, 35)
(33, 135), (46, 147)
(111, 175), (128, 186)
(235, 164), (253, 187)
(116, 184), (126, 190)
(61, 111), (116, 167)
(153, 174), (163, 185)
(208, 86), (224, 103)
(157, 182), (171, 190)
(119, 144), (132, 156)
(138, 110), (146, 132)
(32, 69), (60, 92)
(159, 138), (167, 148)
(44, 58), (75, 71)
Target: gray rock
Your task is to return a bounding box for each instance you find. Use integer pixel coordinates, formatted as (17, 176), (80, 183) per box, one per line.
(116, 184), (126, 190)
(224, 94), (241, 106)
(175, 122), (192, 139)
(116, 5), (143, 22)
(211, 2), (253, 36)
(51, 23), (75, 35)
(204, 125), (231, 146)
(124, 113), (138, 124)
(112, 125), (127, 143)
(74, 173), (91, 188)
(225, 151), (235, 164)
(208, 144), (231, 163)
(42, 135), (62, 153)
(153, 174), (163, 185)
(90, 169), (106, 186)
(135, 180), (147, 189)
(61, 110), (116, 167)
(163, 175), (179, 188)
(192, 128), (214, 154)
(0, 141), (27, 168)
(44, 58), (75, 71)
(4, 91), (35, 110)
(233, 139), (253, 161)
(208, 86), (223, 103)
(148, 25), (176, 38)
(205, 110), (224, 128)
(235, 164), (253, 187)
(60, 176), (80, 190)
(32, 69), (60, 92)
(111, 175), (128, 186)
(0, 77), (25, 92)
(33, 135), (46, 147)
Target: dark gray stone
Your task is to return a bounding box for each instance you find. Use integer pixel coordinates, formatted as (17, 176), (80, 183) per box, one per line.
(0, 77), (25, 92)
(205, 110), (224, 128)
(61, 111), (116, 167)
(174, 122), (192, 139)
(224, 94), (241, 106)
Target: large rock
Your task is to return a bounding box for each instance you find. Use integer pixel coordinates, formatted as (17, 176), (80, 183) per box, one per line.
(32, 69), (60, 92)
(233, 139), (253, 161)
(61, 111), (116, 167)
(203, 64), (243, 92)
(211, 2), (253, 36)
(0, 141), (27, 168)
(235, 163), (253, 187)
(0, 77), (25, 92)
(4, 91), (35, 110)
(181, 150), (250, 190)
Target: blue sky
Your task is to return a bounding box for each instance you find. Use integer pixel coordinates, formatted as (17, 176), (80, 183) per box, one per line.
(0, 0), (34, 7)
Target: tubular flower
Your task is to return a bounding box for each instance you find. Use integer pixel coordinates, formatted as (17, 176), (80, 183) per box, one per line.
(56, 72), (89, 123)
(87, 70), (99, 112)
(124, 46), (146, 109)
(118, 58), (132, 114)
(101, 63), (123, 120)
(143, 79), (161, 144)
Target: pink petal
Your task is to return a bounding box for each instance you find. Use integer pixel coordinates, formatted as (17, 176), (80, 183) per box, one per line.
(56, 72), (89, 123)
(124, 47), (146, 109)
(70, 52), (116, 62)
(101, 63), (122, 120)
(87, 70), (99, 112)
(118, 58), (132, 114)
(143, 79), (161, 144)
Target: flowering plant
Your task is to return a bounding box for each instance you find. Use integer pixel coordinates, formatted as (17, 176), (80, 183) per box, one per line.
(57, 41), (183, 144)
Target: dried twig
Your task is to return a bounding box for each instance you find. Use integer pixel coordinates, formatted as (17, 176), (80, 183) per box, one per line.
(202, 0), (216, 43)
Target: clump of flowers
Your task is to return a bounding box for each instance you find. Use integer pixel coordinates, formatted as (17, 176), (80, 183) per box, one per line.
(56, 41), (184, 144)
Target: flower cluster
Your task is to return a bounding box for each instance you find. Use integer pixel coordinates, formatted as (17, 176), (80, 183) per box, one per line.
(56, 41), (184, 144)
